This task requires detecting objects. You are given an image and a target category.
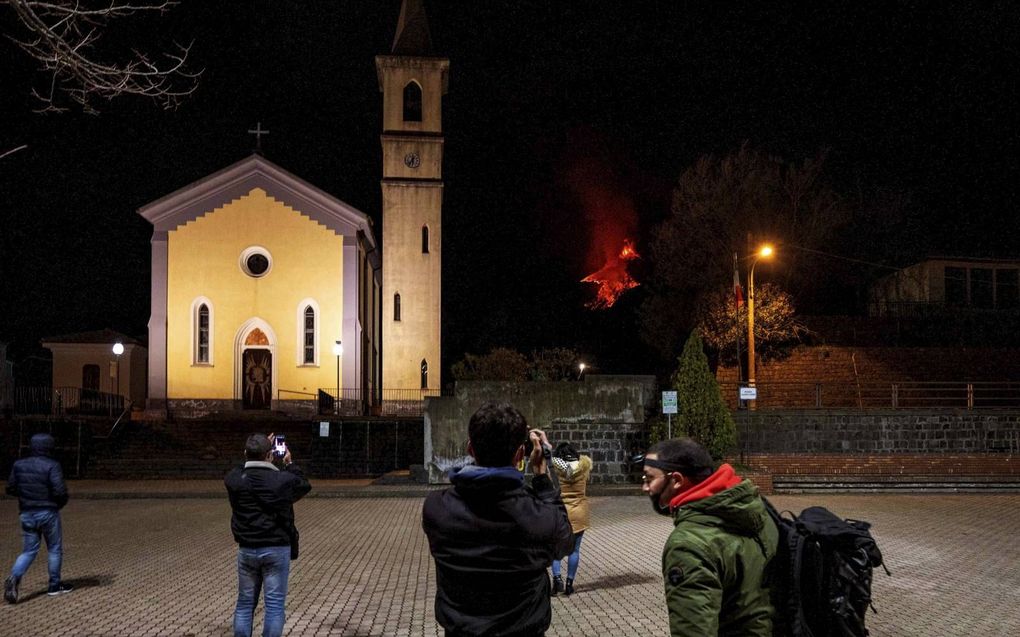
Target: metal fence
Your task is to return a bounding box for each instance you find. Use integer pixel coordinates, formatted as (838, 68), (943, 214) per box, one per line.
(319, 388), (446, 417)
(273, 388), (448, 417)
(12, 386), (124, 417)
(719, 380), (1020, 410)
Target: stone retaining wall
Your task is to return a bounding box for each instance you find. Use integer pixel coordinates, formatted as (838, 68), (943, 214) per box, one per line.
(737, 410), (1020, 454)
(424, 376), (657, 484)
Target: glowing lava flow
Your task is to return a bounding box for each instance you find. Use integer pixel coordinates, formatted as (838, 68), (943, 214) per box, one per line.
(581, 239), (641, 309)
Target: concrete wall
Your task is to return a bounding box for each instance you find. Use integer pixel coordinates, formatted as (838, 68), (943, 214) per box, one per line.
(423, 375), (657, 484)
(736, 410), (1020, 454)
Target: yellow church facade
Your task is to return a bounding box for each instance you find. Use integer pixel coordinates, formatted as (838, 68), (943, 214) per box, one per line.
(140, 156), (381, 411)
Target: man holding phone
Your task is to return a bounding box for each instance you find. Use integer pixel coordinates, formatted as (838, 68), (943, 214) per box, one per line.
(422, 402), (574, 636)
(224, 432), (311, 637)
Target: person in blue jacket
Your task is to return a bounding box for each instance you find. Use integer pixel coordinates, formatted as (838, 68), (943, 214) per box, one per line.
(5, 433), (72, 603)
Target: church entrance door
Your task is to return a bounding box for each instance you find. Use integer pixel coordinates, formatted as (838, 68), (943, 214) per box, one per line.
(242, 349), (272, 410)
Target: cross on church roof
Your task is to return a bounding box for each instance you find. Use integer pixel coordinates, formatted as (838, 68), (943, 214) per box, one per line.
(247, 122), (270, 154)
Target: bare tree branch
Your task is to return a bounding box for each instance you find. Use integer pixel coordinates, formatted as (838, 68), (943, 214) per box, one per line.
(4, 0), (202, 113)
(0, 144), (29, 160)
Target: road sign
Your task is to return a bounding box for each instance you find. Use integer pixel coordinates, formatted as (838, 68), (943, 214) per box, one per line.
(662, 391), (678, 414)
(739, 386), (758, 400)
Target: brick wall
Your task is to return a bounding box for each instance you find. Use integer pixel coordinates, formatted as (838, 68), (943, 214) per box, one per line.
(717, 346), (1020, 409)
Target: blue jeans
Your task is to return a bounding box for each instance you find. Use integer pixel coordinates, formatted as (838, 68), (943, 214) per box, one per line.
(10, 509), (62, 589)
(233, 546), (291, 637)
(551, 532), (584, 580)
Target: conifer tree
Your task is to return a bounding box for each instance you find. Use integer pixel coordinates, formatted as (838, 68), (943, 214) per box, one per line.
(671, 330), (737, 460)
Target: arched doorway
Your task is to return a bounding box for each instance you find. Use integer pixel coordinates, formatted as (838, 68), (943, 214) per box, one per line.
(235, 319), (276, 410)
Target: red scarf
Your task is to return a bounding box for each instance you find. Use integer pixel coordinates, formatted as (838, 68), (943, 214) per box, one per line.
(669, 463), (742, 511)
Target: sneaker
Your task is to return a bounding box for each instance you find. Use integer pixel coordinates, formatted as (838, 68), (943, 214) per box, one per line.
(4, 576), (18, 604)
(47, 583), (73, 597)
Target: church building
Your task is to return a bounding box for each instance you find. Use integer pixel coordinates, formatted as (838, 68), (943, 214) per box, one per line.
(139, 0), (445, 412)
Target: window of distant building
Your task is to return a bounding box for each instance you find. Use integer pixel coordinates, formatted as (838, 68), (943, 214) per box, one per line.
(997, 269), (1019, 309)
(945, 267), (967, 306)
(192, 297), (214, 365)
(422, 225), (430, 254)
(420, 359), (428, 389)
(970, 268), (994, 309)
(394, 293), (401, 321)
(403, 81), (422, 122)
(82, 364), (100, 392)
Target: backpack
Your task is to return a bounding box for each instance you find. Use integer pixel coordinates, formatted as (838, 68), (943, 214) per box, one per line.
(763, 500), (890, 637)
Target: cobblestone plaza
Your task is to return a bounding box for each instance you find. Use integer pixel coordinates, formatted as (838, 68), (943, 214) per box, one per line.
(1, 490), (1017, 636)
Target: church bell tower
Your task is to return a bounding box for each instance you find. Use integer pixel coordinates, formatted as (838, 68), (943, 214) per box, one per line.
(377, 0), (448, 391)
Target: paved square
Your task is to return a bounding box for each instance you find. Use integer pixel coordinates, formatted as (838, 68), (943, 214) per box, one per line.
(1, 493), (1018, 636)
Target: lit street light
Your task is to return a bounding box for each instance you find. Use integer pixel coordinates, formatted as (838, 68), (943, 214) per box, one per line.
(578, 362), (586, 380)
(332, 340), (343, 414)
(747, 244), (774, 393)
(112, 341), (124, 403)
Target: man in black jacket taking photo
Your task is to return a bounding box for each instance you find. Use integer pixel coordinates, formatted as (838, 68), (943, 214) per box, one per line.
(225, 433), (311, 637)
(4, 433), (72, 603)
(422, 402), (574, 637)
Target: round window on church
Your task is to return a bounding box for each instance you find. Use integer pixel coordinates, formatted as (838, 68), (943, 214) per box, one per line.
(240, 246), (273, 278)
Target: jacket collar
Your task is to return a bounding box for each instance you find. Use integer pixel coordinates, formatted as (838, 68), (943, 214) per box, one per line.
(244, 460), (279, 471)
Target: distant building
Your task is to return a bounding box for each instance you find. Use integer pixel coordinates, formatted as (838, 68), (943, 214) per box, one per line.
(41, 329), (147, 407)
(869, 257), (1020, 317)
(0, 341), (13, 412)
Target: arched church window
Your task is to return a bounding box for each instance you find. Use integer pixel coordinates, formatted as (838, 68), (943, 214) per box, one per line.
(403, 81), (422, 122)
(394, 293), (401, 321)
(303, 306), (316, 365)
(197, 304), (210, 363)
(420, 359), (428, 390)
(82, 364), (100, 392)
(193, 297), (214, 365)
(422, 225), (430, 254)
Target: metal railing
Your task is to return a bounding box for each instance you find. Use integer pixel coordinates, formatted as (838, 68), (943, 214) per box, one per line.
(312, 388), (447, 417)
(12, 386), (125, 417)
(719, 380), (1020, 410)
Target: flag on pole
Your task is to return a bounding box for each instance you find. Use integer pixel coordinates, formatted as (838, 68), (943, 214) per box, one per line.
(733, 261), (744, 308)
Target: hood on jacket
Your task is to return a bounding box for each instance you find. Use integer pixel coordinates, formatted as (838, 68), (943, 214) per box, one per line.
(30, 433), (55, 457)
(448, 464), (524, 496)
(673, 478), (768, 538)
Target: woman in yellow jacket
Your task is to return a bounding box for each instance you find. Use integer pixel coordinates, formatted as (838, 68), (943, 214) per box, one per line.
(549, 442), (592, 596)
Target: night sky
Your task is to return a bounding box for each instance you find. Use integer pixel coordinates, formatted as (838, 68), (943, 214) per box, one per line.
(2, 1), (1018, 381)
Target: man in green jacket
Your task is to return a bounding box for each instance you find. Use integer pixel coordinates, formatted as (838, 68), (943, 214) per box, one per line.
(642, 438), (778, 636)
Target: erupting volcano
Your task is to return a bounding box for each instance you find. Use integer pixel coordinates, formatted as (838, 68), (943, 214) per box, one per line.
(581, 238), (641, 309)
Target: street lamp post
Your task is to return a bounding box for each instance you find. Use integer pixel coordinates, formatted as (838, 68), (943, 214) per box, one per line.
(578, 362), (586, 380)
(112, 342), (124, 405)
(746, 245), (774, 392)
(332, 340), (343, 414)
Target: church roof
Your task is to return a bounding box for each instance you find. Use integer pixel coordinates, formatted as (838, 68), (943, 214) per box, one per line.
(41, 329), (143, 346)
(137, 154), (377, 251)
(392, 0), (433, 56)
